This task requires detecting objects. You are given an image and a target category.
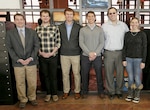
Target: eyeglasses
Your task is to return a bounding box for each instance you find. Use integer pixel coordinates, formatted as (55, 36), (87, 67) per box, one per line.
(109, 12), (116, 15)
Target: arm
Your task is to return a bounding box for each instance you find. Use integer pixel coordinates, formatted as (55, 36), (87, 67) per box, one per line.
(24, 30), (39, 65)
(94, 29), (104, 55)
(141, 32), (147, 69)
(79, 28), (90, 55)
(122, 33), (127, 66)
(5, 30), (20, 63)
(50, 26), (61, 56)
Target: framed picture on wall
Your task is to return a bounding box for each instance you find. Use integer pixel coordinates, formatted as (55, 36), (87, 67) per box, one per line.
(53, 12), (79, 22)
(82, 0), (109, 8)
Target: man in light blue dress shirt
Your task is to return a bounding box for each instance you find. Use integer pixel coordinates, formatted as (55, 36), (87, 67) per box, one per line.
(102, 7), (129, 100)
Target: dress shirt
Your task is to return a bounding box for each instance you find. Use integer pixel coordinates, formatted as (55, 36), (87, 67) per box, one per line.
(65, 22), (73, 40)
(102, 20), (129, 51)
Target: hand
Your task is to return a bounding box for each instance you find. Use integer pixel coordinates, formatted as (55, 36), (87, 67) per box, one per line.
(140, 63), (145, 69)
(18, 59), (27, 65)
(122, 61), (127, 67)
(39, 52), (49, 58)
(39, 50), (55, 58)
(23, 58), (32, 65)
(89, 52), (97, 61)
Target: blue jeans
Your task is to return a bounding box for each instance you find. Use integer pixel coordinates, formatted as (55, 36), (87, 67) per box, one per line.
(126, 57), (142, 87)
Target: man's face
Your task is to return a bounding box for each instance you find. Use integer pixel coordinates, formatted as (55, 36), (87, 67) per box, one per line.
(108, 8), (117, 22)
(14, 15), (25, 28)
(41, 12), (50, 24)
(87, 13), (96, 24)
(65, 11), (74, 22)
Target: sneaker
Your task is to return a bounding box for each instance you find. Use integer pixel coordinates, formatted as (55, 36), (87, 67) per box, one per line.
(52, 95), (59, 102)
(44, 95), (51, 102)
(125, 96), (133, 102)
(132, 97), (140, 103)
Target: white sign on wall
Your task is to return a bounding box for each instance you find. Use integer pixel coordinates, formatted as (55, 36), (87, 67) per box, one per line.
(0, 0), (20, 9)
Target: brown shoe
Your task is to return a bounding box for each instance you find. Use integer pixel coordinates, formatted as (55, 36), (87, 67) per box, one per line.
(62, 93), (68, 99)
(99, 94), (106, 99)
(30, 100), (38, 106)
(74, 93), (80, 99)
(19, 102), (26, 108)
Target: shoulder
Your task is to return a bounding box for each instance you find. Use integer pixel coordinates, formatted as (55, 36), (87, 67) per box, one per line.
(119, 21), (128, 27)
(95, 25), (102, 30)
(49, 25), (59, 31)
(35, 25), (41, 31)
(74, 21), (81, 27)
(101, 22), (109, 29)
(140, 30), (147, 37)
(59, 22), (65, 26)
(26, 27), (36, 32)
(80, 25), (88, 30)
(7, 28), (17, 34)
(101, 22), (108, 26)
(125, 31), (130, 36)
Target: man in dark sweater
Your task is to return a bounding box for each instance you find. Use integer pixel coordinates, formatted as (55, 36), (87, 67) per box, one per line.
(59, 8), (82, 99)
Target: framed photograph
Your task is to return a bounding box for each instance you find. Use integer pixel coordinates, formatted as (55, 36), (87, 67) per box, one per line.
(53, 12), (79, 22)
(82, 0), (109, 8)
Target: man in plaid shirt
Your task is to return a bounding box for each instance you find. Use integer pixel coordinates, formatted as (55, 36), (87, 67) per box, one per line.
(35, 10), (61, 102)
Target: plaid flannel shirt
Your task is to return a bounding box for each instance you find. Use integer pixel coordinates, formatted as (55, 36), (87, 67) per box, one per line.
(35, 24), (61, 54)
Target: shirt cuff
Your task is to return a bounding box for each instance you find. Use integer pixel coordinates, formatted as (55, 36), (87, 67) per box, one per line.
(29, 57), (33, 61)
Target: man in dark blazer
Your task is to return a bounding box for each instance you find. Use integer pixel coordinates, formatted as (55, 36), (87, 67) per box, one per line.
(59, 8), (82, 100)
(6, 13), (39, 108)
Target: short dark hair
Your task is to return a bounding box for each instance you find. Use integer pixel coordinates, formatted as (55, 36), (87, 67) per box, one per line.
(40, 10), (51, 17)
(64, 8), (75, 15)
(107, 7), (117, 16)
(86, 11), (96, 17)
(14, 13), (25, 20)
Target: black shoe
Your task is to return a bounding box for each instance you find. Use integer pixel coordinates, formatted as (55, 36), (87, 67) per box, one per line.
(81, 94), (88, 99)
(109, 94), (115, 100)
(117, 94), (123, 99)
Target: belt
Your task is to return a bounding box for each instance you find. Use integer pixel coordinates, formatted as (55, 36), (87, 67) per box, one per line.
(104, 49), (122, 52)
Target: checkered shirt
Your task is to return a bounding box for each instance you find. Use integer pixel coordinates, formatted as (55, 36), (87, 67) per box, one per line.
(35, 24), (61, 53)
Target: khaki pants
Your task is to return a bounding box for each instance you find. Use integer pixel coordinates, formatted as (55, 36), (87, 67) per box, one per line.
(60, 55), (81, 93)
(14, 65), (37, 102)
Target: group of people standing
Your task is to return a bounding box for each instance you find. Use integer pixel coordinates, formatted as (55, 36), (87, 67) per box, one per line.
(5, 6), (147, 108)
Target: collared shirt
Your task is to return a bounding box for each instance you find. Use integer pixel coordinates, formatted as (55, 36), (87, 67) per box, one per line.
(65, 21), (73, 40)
(102, 20), (129, 51)
(87, 24), (96, 30)
(17, 27), (25, 37)
(35, 24), (61, 53)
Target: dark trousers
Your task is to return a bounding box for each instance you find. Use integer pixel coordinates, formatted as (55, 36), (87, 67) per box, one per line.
(81, 55), (104, 95)
(39, 55), (58, 95)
